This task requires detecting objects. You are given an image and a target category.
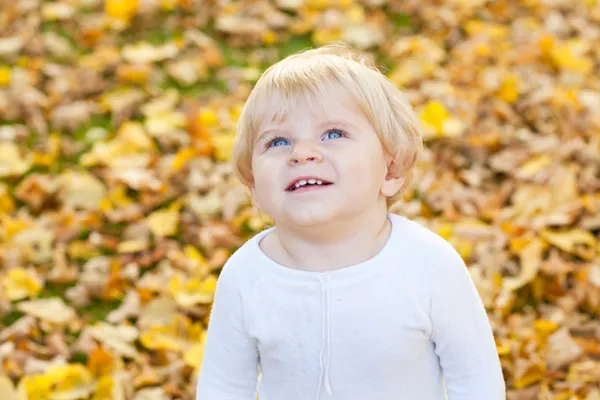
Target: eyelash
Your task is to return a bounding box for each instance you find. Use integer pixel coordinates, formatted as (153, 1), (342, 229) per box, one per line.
(263, 128), (348, 149)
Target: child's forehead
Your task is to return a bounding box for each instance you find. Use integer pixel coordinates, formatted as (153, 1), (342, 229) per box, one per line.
(257, 86), (364, 129)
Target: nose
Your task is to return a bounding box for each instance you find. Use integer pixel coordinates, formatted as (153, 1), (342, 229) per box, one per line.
(287, 142), (323, 166)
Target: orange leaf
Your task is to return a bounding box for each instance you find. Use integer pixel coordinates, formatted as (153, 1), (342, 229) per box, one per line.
(87, 347), (115, 377)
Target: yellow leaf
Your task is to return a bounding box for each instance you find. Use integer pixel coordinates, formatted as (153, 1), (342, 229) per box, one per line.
(145, 110), (187, 137)
(168, 275), (216, 307)
(262, 30), (278, 45)
(517, 154), (553, 178)
(345, 5), (364, 23)
(160, 0), (178, 11)
(306, 0), (332, 9)
(68, 241), (102, 259)
(23, 364), (94, 399)
(496, 341), (511, 357)
(550, 43), (593, 73)
(171, 147), (197, 171)
(105, 0), (138, 20)
(512, 359), (546, 389)
(117, 239), (149, 253)
(212, 133), (236, 162)
(312, 28), (342, 46)
(419, 101), (450, 136)
(116, 63), (151, 84)
(1, 267), (43, 301)
(183, 341), (205, 371)
(464, 20), (509, 39)
(509, 237), (531, 254)
(184, 244), (208, 267)
(20, 375), (53, 400)
(91, 376), (114, 400)
(0, 183), (15, 214)
(139, 315), (204, 352)
(448, 237), (473, 261)
(0, 66), (11, 87)
(539, 34), (554, 54)
(140, 329), (189, 352)
(197, 108), (219, 127)
(80, 121), (155, 168)
(475, 43), (491, 56)
(541, 229), (596, 260)
(147, 209), (179, 237)
(534, 319), (559, 339)
(498, 75), (519, 103)
(436, 223), (453, 240)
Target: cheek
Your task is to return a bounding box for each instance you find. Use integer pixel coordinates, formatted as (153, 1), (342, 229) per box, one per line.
(338, 148), (387, 194)
(252, 162), (281, 201)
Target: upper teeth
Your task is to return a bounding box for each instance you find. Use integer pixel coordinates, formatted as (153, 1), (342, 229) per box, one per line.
(295, 179), (323, 188)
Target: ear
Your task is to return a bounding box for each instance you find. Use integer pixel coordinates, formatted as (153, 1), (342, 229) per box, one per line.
(381, 159), (405, 197)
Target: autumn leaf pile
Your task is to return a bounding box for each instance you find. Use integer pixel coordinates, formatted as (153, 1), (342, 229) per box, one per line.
(1, 0), (599, 399)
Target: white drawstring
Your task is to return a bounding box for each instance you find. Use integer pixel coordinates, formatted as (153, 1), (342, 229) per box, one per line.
(317, 274), (333, 399)
(324, 273), (332, 395)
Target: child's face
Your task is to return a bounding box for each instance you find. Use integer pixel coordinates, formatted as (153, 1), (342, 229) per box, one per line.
(250, 86), (398, 228)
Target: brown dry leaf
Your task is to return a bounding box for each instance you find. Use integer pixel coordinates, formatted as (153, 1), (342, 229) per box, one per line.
(86, 322), (142, 361)
(545, 327), (585, 371)
(106, 289), (141, 324)
(503, 238), (544, 292)
(512, 358), (546, 389)
(57, 171), (107, 211)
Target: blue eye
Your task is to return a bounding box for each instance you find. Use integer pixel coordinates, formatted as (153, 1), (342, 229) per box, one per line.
(268, 138), (290, 147)
(324, 130), (344, 140)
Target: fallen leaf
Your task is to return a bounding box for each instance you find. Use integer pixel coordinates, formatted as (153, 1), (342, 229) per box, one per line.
(503, 238), (544, 291)
(545, 328), (585, 371)
(0, 142), (31, 178)
(147, 209), (179, 237)
(541, 229), (596, 261)
(86, 322), (142, 361)
(17, 298), (77, 325)
(0, 267), (43, 301)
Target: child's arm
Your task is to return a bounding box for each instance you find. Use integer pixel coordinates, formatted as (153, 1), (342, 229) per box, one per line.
(430, 243), (506, 399)
(196, 264), (259, 399)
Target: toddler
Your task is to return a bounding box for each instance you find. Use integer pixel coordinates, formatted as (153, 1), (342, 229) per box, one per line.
(195, 44), (506, 400)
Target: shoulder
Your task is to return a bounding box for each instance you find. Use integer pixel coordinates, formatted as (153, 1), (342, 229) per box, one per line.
(216, 228), (273, 291)
(388, 213), (466, 276)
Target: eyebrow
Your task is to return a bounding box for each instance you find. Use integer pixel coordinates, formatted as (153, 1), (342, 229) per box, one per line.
(254, 128), (281, 145)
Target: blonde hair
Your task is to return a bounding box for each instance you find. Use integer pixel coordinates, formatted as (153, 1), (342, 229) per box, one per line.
(231, 43), (423, 198)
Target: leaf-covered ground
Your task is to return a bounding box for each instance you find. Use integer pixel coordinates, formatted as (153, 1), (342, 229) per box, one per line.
(1, 0), (600, 399)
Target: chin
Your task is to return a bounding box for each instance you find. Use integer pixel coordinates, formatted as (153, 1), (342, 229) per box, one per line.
(280, 206), (339, 227)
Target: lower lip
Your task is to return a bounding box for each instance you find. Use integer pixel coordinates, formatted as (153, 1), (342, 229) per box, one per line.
(287, 184), (332, 194)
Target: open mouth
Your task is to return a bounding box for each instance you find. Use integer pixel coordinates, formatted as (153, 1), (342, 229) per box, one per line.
(286, 178), (333, 192)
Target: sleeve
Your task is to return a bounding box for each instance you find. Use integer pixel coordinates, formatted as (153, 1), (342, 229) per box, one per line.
(429, 242), (506, 400)
(196, 262), (259, 400)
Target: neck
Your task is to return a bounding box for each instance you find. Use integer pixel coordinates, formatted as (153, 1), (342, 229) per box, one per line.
(271, 205), (391, 272)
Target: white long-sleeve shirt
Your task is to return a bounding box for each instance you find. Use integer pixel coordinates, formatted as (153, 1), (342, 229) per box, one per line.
(196, 213), (506, 400)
